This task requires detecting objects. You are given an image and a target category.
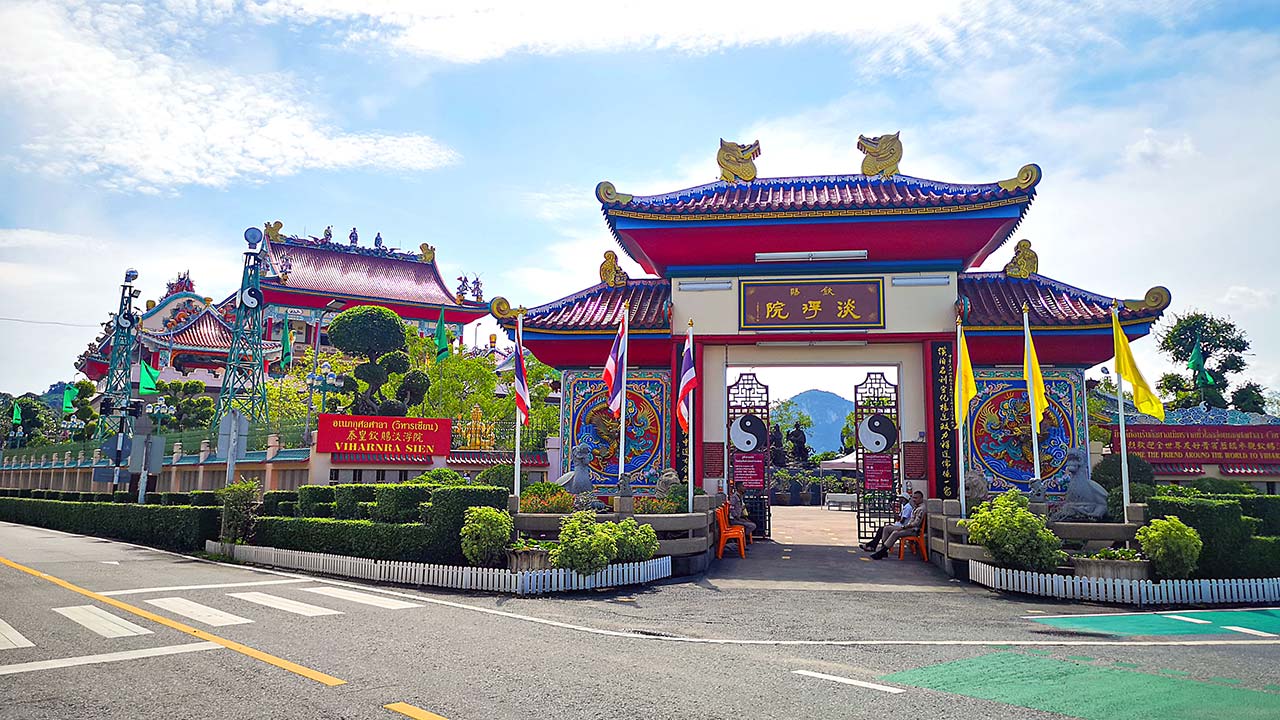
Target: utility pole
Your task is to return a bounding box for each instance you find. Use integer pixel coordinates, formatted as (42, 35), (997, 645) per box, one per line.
(214, 228), (270, 431)
(96, 269), (140, 441)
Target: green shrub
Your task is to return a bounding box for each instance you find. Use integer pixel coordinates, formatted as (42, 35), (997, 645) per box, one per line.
(260, 490), (298, 516)
(1205, 494), (1280, 535)
(188, 491), (220, 506)
(373, 484), (434, 523)
(1089, 547), (1143, 561)
(474, 464), (531, 493)
(1147, 497), (1252, 578)
(425, 485), (509, 564)
(460, 506), (514, 566)
(31, 490), (48, 499)
(333, 484), (379, 519)
(961, 491), (1063, 573)
(1106, 483), (1155, 521)
(113, 491), (133, 503)
(159, 492), (187, 505)
(634, 497), (681, 514)
(607, 518), (659, 562)
(1136, 515), (1202, 579)
(519, 487), (574, 513)
(218, 479), (260, 543)
(297, 485), (335, 516)
(1091, 453), (1155, 491)
(357, 501), (376, 519)
(663, 482), (706, 506)
(252, 517), (435, 561)
(523, 481), (566, 498)
(0, 498), (219, 550)
(1240, 536), (1280, 578)
(16, 488), (32, 498)
(550, 511), (617, 575)
(308, 502), (336, 518)
(276, 501), (297, 517)
(144, 493), (161, 505)
(1191, 477), (1257, 495)
(1154, 484), (1203, 499)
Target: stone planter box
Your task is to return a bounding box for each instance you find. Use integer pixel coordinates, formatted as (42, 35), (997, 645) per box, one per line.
(1073, 557), (1152, 581)
(506, 548), (552, 572)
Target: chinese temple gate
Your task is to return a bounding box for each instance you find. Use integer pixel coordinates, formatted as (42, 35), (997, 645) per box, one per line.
(492, 135), (1172, 500)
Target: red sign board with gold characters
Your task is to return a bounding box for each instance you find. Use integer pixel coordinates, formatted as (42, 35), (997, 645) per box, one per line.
(740, 278), (884, 331)
(1109, 425), (1280, 464)
(317, 414), (451, 458)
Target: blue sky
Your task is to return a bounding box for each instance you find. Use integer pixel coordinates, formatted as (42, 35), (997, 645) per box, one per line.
(2, 1), (1279, 400)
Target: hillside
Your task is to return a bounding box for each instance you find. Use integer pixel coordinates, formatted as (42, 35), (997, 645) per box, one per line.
(788, 389), (853, 453)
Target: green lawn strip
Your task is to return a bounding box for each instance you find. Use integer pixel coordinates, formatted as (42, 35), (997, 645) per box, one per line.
(1158, 669), (1191, 676)
(883, 652), (1280, 720)
(1031, 609), (1280, 637)
(1112, 662), (1141, 668)
(1210, 678), (1245, 685)
(1066, 656), (1095, 663)
(1265, 685), (1280, 694)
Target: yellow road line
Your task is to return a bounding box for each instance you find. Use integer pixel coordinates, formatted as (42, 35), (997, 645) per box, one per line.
(0, 555), (345, 687)
(384, 702), (449, 719)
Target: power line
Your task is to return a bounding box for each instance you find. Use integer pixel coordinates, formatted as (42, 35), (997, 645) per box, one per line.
(0, 316), (100, 328)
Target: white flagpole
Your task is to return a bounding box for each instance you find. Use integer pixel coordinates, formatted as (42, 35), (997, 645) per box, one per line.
(618, 303), (629, 489)
(687, 319), (695, 513)
(1023, 305), (1043, 487)
(514, 312), (523, 499)
(957, 317), (967, 518)
(1114, 304), (1131, 508)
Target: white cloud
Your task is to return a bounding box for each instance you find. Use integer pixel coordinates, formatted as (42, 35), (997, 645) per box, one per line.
(1220, 286), (1276, 311)
(1124, 129), (1197, 168)
(0, 1), (457, 194)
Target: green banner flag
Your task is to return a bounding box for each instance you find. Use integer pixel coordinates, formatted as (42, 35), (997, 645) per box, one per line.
(282, 327), (294, 367)
(434, 307), (450, 362)
(140, 359), (160, 395)
(62, 385), (79, 414)
(11, 402), (20, 424)
(1187, 331), (1215, 388)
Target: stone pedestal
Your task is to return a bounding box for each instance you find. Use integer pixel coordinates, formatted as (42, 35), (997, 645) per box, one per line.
(1125, 503), (1147, 524)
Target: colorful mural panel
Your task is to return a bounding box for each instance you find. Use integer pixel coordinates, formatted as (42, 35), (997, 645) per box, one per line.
(561, 370), (671, 494)
(966, 368), (1087, 494)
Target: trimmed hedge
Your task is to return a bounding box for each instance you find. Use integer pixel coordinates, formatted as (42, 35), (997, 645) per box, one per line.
(145, 493), (161, 505)
(1241, 536), (1280, 578)
(252, 517), (434, 561)
(334, 484), (379, 519)
(161, 492), (190, 506)
(424, 485), (509, 565)
(1148, 497), (1254, 578)
(297, 485), (335, 516)
(261, 490), (298, 516)
(189, 491), (220, 506)
(1206, 494), (1280, 536)
(1191, 477), (1257, 495)
(357, 501), (376, 519)
(373, 484), (434, 523)
(113, 491), (134, 503)
(0, 498), (219, 550)
(277, 501), (297, 517)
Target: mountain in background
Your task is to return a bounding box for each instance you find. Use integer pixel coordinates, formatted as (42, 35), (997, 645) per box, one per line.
(788, 389), (854, 453)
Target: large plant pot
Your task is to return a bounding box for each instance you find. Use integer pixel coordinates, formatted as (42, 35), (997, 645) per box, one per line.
(507, 548), (552, 572)
(1072, 558), (1151, 581)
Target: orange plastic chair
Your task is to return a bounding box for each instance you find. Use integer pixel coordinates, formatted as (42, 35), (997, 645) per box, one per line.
(715, 504), (747, 559)
(898, 512), (928, 562)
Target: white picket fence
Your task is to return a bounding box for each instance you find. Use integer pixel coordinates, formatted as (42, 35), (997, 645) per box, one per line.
(205, 541), (672, 596)
(969, 560), (1280, 607)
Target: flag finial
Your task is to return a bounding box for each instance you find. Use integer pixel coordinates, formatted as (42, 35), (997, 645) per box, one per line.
(688, 318), (694, 328)
(1022, 301), (1030, 313)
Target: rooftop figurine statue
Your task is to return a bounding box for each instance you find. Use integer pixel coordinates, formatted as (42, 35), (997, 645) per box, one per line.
(1048, 448), (1108, 522)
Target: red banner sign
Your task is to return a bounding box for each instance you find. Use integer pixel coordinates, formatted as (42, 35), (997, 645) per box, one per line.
(864, 454), (895, 490)
(731, 452), (766, 489)
(317, 414), (451, 457)
(740, 278), (885, 331)
(1108, 425), (1280, 464)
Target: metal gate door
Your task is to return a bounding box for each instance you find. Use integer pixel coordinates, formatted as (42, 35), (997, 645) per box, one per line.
(727, 373), (770, 538)
(853, 372), (900, 544)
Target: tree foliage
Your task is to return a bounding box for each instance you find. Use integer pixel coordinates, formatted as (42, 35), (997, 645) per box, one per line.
(152, 380), (215, 431)
(1156, 311), (1255, 410)
(325, 306), (419, 416)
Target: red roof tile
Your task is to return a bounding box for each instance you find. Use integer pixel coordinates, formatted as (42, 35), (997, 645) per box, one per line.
(1220, 464), (1280, 477)
(514, 279), (670, 333)
(264, 239), (463, 308)
(449, 450), (550, 468)
(1150, 463), (1206, 477)
(960, 273), (1170, 328)
(139, 308), (280, 356)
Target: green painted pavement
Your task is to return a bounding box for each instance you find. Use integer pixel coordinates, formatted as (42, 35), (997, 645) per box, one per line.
(884, 653), (1280, 720)
(1031, 609), (1280, 637)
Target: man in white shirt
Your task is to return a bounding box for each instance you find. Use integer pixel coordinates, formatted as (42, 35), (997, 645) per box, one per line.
(861, 491), (924, 557)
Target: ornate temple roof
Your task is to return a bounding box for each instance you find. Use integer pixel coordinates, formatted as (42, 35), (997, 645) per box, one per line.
(960, 273), (1171, 329)
(501, 279), (671, 335)
(139, 307), (281, 357)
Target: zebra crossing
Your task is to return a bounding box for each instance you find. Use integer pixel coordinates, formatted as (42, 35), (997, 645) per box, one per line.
(0, 584), (422, 659)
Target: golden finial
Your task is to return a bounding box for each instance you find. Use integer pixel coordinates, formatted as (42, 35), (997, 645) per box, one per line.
(857, 132), (902, 177)
(997, 164), (1043, 191)
(1022, 302), (1030, 313)
(596, 181), (633, 204)
(717, 139), (761, 183)
(688, 318), (694, 328)
(599, 250), (628, 288)
(489, 297), (526, 320)
(1003, 239), (1038, 278)
(419, 243), (436, 263)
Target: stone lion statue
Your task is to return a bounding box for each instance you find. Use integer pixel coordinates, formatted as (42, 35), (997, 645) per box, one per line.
(1048, 448), (1108, 522)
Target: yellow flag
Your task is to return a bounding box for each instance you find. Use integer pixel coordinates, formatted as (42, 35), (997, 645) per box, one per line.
(954, 323), (978, 430)
(1112, 310), (1166, 421)
(1023, 322), (1048, 433)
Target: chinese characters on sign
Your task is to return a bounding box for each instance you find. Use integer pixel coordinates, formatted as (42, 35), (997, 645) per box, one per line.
(1108, 425), (1280, 464)
(930, 341), (957, 498)
(740, 279), (885, 331)
(317, 414), (452, 462)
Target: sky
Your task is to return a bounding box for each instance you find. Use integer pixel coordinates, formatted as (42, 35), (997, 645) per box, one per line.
(2, 1), (1279, 400)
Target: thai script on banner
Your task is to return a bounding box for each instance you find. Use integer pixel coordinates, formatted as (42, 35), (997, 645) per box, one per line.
(1108, 425), (1280, 464)
(317, 414), (452, 455)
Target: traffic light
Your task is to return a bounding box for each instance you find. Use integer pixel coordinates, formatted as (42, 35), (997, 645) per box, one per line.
(100, 396), (114, 415)
(126, 399), (145, 418)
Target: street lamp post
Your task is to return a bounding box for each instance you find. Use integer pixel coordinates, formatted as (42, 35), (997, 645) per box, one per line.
(60, 417), (86, 442)
(7, 426), (24, 449)
(307, 362), (346, 416)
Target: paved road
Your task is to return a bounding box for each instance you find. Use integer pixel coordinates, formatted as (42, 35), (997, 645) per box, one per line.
(2, 519), (1279, 720)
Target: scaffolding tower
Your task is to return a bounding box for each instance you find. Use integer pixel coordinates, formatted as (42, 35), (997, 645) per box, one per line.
(95, 270), (140, 441)
(213, 228), (270, 431)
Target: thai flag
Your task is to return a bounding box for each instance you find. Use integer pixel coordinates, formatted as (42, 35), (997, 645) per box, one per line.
(513, 315), (530, 426)
(603, 313), (628, 417)
(676, 325), (697, 432)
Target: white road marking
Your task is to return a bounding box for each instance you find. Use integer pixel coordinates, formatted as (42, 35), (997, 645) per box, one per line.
(1222, 626), (1278, 637)
(228, 592), (343, 617)
(792, 669), (906, 694)
(100, 561), (119, 565)
(145, 598), (253, 626)
(0, 619), (34, 650)
(99, 579), (312, 596)
(1024, 607), (1280, 620)
(0, 642), (219, 676)
(1161, 614), (1212, 625)
(53, 605), (152, 638)
(299, 586), (422, 610)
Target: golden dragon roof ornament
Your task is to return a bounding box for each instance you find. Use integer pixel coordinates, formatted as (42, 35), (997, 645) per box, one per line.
(717, 139), (761, 183)
(858, 132), (902, 177)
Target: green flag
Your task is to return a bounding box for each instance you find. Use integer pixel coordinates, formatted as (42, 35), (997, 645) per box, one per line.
(11, 402), (20, 424)
(434, 308), (450, 362)
(281, 327), (294, 367)
(140, 359), (160, 395)
(62, 385), (79, 414)
(1187, 331), (1215, 388)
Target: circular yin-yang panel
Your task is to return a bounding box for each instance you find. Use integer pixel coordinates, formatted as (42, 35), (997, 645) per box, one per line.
(857, 413), (898, 454)
(730, 413), (768, 452)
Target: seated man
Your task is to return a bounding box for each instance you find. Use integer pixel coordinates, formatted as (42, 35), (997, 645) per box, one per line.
(862, 490), (924, 559)
(729, 482), (757, 537)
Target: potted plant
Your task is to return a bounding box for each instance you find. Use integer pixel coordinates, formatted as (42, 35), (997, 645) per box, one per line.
(1072, 547), (1151, 581)
(507, 536), (555, 571)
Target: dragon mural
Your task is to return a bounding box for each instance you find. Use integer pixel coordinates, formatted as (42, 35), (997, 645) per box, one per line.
(562, 370), (670, 493)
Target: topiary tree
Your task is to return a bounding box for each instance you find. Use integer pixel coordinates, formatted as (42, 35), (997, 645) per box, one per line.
(460, 506), (514, 567)
(326, 306), (427, 415)
(1091, 453), (1155, 491)
(1136, 515), (1202, 579)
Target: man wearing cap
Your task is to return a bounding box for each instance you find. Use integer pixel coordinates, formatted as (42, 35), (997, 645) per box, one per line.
(861, 490), (924, 559)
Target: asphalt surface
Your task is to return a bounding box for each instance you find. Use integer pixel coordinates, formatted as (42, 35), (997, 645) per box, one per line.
(2, 515), (1279, 720)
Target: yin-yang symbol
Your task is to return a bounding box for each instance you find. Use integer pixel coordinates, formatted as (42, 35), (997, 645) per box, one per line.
(857, 413), (898, 454)
(730, 413), (768, 452)
(240, 287), (263, 309)
(115, 313), (134, 329)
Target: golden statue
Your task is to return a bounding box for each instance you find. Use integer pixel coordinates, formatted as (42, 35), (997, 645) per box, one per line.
(263, 220), (284, 243)
(419, 243), (436, 263)
(461, 405), (495, 450)
(858, 132), (902, 177)
(599, 251), (628, 288)
(717, 139), (761, 183)
(1003, 239), (1039, 279)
